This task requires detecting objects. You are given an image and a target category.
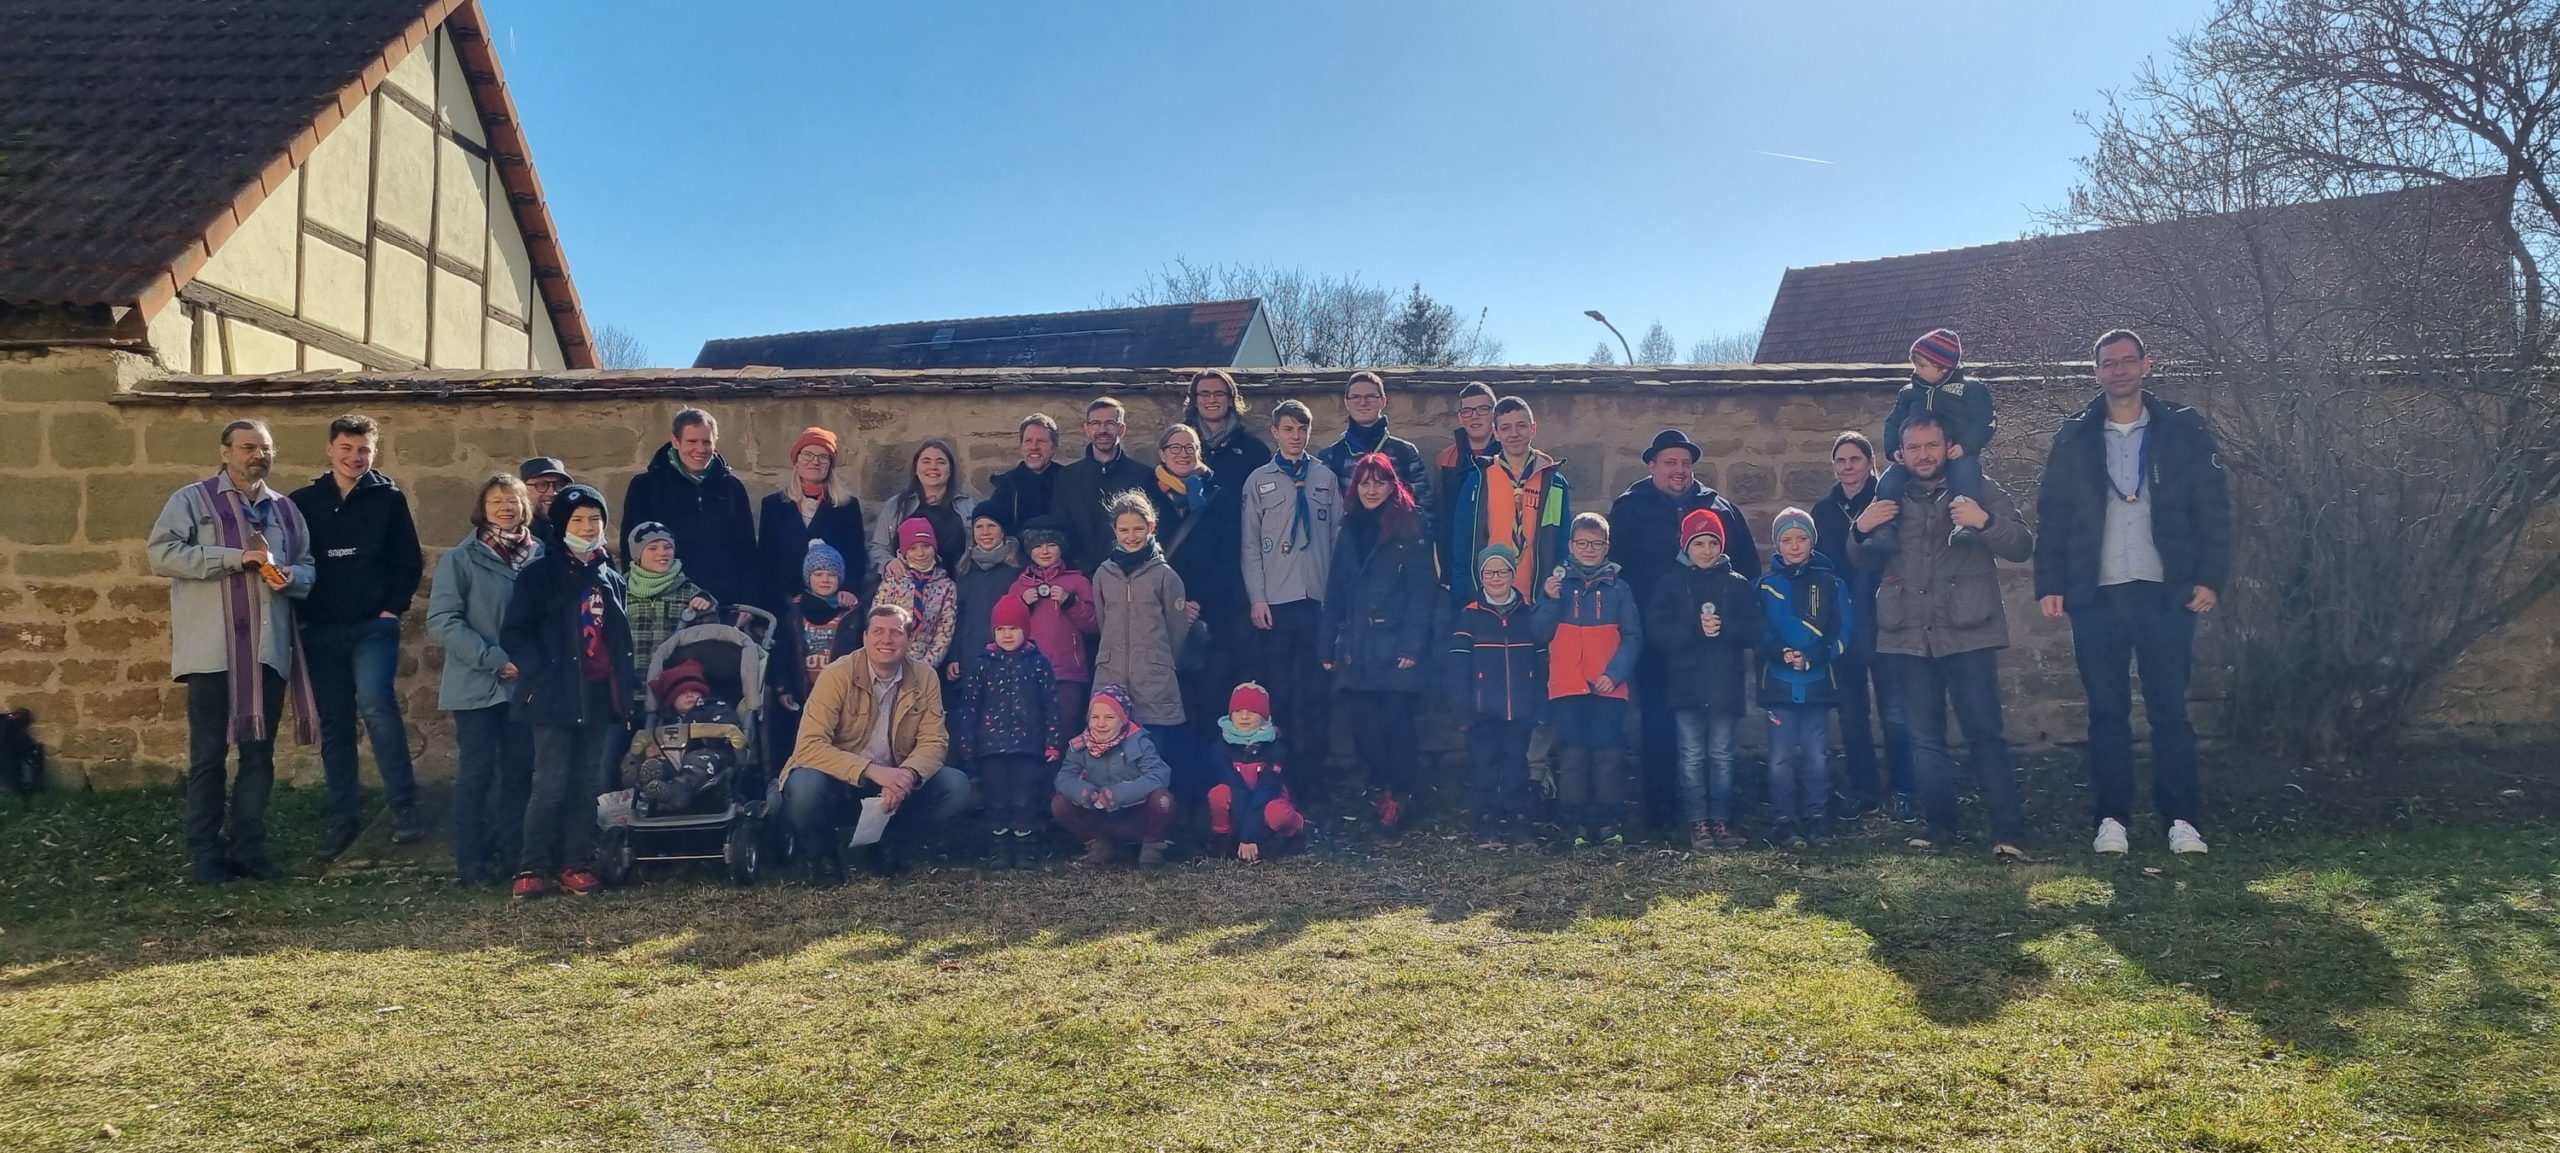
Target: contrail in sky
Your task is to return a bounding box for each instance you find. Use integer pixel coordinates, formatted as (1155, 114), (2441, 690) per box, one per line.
(1752, 150), (1836, 165)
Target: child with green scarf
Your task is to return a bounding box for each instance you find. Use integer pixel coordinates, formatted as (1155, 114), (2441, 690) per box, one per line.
(624, 521), (715, 716)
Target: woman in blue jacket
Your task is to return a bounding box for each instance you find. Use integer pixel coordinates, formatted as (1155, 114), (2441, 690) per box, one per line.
(427, 474), (541, 887)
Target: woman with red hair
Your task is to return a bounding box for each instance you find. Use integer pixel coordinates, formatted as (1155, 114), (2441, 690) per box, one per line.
(1321, 453), (1441, 831)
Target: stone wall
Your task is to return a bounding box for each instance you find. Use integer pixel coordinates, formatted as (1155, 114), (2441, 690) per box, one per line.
(3, 349), (2553, 789)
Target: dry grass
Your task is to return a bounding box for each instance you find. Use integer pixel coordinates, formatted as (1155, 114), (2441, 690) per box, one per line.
(2, 785), (2556, 1151)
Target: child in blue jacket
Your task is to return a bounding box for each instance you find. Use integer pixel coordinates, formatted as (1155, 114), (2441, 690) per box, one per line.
(1757, 508), (1852, 847)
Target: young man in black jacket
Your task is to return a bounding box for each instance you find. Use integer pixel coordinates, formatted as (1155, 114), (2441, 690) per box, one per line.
(984, 413), (1062, 533)
(620, 407), (760, 610)
(2033, 329), (2231, 858)
(1316, 370), (1434, 531)
(291, 414), (426, 854)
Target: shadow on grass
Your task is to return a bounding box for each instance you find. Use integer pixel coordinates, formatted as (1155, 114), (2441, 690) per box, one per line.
(6, 769), (2550, 1063)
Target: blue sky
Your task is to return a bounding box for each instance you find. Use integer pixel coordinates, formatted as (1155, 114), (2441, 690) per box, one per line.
(484, 0), (2220, 367)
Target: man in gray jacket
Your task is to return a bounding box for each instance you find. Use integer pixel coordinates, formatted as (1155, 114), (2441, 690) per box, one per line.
(1241, 399), (1341, 793)
(146, 420), (317, 884)
(1850, 412), (2036, 860)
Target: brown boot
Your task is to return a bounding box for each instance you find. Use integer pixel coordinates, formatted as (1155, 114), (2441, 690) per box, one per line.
(1137, 841), (1168, 867)
(1078, 838), (1115, 866)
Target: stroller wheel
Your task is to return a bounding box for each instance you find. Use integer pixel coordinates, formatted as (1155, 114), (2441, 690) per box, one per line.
(598, 826), (636, 887)
(725, 816), (763, 887)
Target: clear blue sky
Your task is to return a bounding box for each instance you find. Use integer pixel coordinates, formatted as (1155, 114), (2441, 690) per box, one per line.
(484, 0), (2219, 367)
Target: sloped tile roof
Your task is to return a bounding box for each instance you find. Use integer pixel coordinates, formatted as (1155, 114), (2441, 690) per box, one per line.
(694, 299), (1268, 370)
(0, 0), (434, 308)
(1757, 180), (2513, 363)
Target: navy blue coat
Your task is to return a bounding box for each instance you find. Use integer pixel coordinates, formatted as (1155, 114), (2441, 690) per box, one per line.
(1321, 518), (1440, 694)
(500, 547), (633, 728)
(1446, 597), (1545, 722)
(951, 640), (1065, 762)
(1215, 735), (1297, 846)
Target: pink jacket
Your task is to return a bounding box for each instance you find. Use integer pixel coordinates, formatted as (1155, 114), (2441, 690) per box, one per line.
(1005, 565), (1100, 684)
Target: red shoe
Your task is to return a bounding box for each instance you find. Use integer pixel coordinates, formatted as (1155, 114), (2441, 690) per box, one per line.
(1376, 791), (1403, 831)
(556, 867), (601, 896)
(510, 872), (547, 900)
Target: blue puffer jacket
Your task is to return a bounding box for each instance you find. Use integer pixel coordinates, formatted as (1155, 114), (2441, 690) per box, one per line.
(1446, 595), (1545, 721)
(1755, 553), (1850, 709)
(1055, 727), (1174, 812)
(951, 640), (1065, 762)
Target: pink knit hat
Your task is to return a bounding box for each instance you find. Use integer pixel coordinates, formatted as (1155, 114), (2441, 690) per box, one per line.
(898, 517), (937, 551)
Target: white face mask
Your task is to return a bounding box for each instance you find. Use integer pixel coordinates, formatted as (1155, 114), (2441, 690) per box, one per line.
(562, 531), (602, 556)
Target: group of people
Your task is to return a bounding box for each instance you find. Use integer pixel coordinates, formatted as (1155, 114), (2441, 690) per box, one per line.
(145, 325), (2229, 892)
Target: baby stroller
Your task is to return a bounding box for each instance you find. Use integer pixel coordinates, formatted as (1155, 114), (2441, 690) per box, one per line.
(597, 606), (778, 886)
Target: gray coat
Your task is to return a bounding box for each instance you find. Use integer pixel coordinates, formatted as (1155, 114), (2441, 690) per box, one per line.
(146, 475), (315, 679)
(1093, 548), (1191, 726)
(1851, 470), (2035, 658)
(427, 531), (541, 711)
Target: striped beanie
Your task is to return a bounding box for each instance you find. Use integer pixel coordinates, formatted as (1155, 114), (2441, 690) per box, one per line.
(1772, 507), (1816, 543)
(1911, 328), (1962, 371)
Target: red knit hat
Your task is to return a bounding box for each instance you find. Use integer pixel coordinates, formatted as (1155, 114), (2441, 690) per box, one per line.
(1911, 328), (1963, 371)
(1680, 507), (1726, 547)
(1228, 681), (1271, 717)
(990, 594), (1033, 633)
(649, 660), (712, 708)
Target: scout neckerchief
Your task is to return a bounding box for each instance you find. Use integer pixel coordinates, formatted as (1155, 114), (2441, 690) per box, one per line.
(1496, 452), (1540, 551)
(1272, 452), (1315, 552)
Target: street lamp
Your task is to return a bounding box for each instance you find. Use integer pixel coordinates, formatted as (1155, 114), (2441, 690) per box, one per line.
(1584, 310), (1634, 366)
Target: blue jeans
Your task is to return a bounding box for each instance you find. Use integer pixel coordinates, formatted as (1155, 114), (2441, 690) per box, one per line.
(1888, 649), (2024, 843)
(1766, 705), (1832, 827)
(1672, 707), (1737, 824)
(303, 617), (418, 823)
(1876, 452), (1985, 504)
(1834, 641), (1914, 805)
(450, 705), (532, 880)
(2070, 581), (2201, 829)
(780, 764), (973, 856)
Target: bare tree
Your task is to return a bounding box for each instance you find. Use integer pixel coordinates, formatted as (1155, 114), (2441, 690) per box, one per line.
(1636, 320), (1678, 365)
(592, 324), (651, 369)
(2055, 0), (2560, 759)
(1589, 342), (1618, 366)
(1689, 322), (1764, 364)
(1119, 259), (1504, 366)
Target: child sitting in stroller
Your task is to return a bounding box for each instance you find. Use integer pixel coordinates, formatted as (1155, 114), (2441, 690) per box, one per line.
(626, 660), (748, 813)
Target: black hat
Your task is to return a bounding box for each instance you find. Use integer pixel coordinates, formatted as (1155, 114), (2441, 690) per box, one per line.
(1019, 514), (1070, 549)
(544, 484), (610, 538)
(1640, 429), (1702, 464)
(519, 456), (573, 482)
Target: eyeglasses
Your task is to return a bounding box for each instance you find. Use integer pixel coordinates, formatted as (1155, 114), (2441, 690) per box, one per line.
(1194, 389), (1231, 400)
(1347, 392), (1385, 402)
(1164, 442), (1198, 454)
(1458, 404), (1493, 418)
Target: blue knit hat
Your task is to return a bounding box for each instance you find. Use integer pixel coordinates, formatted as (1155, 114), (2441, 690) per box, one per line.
(1772, 507), (1816, 543)
(802, 539), (847, 585)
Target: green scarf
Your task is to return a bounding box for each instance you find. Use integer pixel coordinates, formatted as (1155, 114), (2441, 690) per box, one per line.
(628, 558), (686, 600)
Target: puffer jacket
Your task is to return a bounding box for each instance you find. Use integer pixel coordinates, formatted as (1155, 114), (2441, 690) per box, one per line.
(1755, 552), (1850, 709)
(1447, 595), (1545, 721)
(1093, 545), (1191, 726)
(1055, 727), (1173, 811)
(1850, 471), (2035, 658)
(1883, 368), (1999, 460)
(951, 640), (1065, 762)
(1320, 518), (1440, 695)
(427, 530), (541, 711)
(1530, 563), (1642, 700)
(2032, 391), (2232, 608)
(1642, 553), (1760, 716)
(1006, 564), (1099, 684)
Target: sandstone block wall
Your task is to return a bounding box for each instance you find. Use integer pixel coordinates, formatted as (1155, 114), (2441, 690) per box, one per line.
(4, 349), (2552, 789)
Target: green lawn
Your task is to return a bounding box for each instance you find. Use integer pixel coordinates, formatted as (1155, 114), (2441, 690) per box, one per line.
(2, 784), (2555, 1151)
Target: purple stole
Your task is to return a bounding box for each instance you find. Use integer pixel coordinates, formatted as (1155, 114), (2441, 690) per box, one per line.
(196, 477), (318, 744)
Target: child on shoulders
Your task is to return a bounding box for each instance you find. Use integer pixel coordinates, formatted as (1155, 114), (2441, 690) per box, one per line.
(1872, 328), (1998, 553)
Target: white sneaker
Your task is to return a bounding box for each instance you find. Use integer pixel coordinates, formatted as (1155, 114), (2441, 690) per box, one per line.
(2092, 818), (2130, 855)
(2168, 820), (2209, 855)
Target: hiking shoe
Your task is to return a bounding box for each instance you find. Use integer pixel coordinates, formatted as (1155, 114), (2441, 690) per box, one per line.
(2168, 821), (2209, 855)
(191, 858), (234, 885)
(389, 804), (426, 845)
(1078, 839), (1115, 866)
(511, 872), (548, 900)
(1689, 820), (1717, 850)
(319, 819), (361, 860)
(1137, 841), (1168, 868)
(1711, 821), (1746, 849)
(1891, 793), (1920, 822)
(230, 856), (280, 881)
(2093, 818), (2130, 855)
(556, 867), (601, 896)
